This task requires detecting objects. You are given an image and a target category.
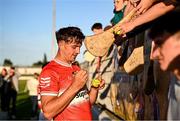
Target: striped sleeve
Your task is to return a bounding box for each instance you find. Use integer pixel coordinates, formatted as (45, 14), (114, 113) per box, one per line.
(39, 69), (59, 96)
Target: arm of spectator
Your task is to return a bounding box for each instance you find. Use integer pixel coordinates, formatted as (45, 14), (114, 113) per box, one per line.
(119, 1), (175, 35)
(124, 0), (135, 17)
(136, 0), (158, 14)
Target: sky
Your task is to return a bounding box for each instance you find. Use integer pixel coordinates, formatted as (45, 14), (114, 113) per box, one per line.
(0, 0), (114, 66)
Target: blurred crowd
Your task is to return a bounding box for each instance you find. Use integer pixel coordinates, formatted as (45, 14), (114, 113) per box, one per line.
(0, 67), (20, 119)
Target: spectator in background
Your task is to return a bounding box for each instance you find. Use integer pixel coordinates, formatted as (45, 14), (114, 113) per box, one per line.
(0, 68), (6, 90)
(24, 73), (39, 120)
(91, 22), (103, 34)
(0, 68), (8, 111)
(6, 66), (20, 119)
(148, 10), (180, 120)
(111, 0), (127, 25)
(91, 22), (104, 78)
(119, 0), (177, 35)
(0, 68), (10, 120)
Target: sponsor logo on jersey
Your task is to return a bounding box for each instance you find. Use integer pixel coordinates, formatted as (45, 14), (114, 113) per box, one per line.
(70, 90), (89, 105)
(58, 89), (89, 105)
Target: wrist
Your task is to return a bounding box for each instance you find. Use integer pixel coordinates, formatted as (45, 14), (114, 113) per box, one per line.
(70, 83), (81, 93)
(131, 18), (140, 29)
(90, 86), (99, 91)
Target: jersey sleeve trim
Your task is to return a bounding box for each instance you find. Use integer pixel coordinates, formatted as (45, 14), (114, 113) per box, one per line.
(40, 92), (58, 96)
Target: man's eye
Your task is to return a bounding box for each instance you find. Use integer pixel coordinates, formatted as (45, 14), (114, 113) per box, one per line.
(72, 46), (76, 49)
(155, 41), (163, 46)
(154, 38), (165, 46)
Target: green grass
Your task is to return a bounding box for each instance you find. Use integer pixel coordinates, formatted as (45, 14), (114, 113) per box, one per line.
(16, 80), (32, 120)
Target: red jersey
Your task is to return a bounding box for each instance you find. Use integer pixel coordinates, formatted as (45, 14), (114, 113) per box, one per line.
(39, 60), (92, 120)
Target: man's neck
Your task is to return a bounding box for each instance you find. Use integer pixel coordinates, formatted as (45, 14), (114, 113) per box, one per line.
(54, 54), (72, 65)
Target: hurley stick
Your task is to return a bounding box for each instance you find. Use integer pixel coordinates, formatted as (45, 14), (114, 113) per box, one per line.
(85, 9), (136, 57)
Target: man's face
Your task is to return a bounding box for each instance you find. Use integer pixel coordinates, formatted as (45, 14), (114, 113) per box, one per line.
(1, 69), (7, 76)
(92, 28), (103, 35)
(151, 33), (179, 71)
(59, 41), (82, 63)
(9, 68), (15, 76)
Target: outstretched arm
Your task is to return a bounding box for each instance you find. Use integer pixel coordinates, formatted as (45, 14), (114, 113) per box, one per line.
(119, 1), (175, 34)
(135, 0), (159, 14)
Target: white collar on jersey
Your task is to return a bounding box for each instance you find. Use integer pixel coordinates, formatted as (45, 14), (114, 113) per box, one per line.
(53, 59), (72, 67)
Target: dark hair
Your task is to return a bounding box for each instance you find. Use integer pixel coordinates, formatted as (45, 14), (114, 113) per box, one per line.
(149, 11), (180, 42)
(56, 26), (85, 44)
(34, 72), (39, 76)
(91, 23), (103, 31)
(10, 66), (15, 70)
(104, 25), (112, 31)
(2, 68), (7, 73)
(72, 61), (80, 67)
(42, 61), (50, 69)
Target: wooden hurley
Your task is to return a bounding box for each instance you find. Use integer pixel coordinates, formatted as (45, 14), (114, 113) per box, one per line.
(84, 51), (95, 62)
(124, 46), (144, 75)
(84, 9), (136, 57)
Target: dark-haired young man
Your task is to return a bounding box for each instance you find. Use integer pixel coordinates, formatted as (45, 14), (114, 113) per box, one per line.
(39, 26), (104, 120)
(149, 11), (180, 120)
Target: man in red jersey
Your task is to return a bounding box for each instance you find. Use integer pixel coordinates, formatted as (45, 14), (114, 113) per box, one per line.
(39, 26), (105, 120)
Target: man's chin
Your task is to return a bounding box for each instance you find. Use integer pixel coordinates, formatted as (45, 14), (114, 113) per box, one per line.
(160, 64), (168, 71)
(71, 58), (76, 62)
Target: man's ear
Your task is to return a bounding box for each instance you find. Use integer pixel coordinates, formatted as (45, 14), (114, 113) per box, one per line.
(58, 41), (65, 48)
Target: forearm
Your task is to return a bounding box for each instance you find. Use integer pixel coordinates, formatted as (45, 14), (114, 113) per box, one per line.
(124, 1), (134, 17)
(132, 2), (175, 28)
(41, 85), (79, 119)
(89, 87), (99, 104)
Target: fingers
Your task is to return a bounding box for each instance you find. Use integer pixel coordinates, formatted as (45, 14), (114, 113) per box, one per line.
(74, 70), (88, 82)
(122, 34), (127, 38)
(136, 4), (144, 14)
(135, 0), (154, 14)
(73, 70), (88, 89)
(118, 24), (128, 35)
(77, 70), (88, 81)
(137, 7), (147, 14)
(99, 79), (105, 90)
(77, 70), (87, 76)
(136, 2), (142, 11)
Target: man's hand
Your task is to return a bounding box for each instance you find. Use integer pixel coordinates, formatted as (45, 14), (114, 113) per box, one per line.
(89, 76), (105, 104)
(136, 0), (155, 14)
(118, 21), (136, 35)
(72, 70), (88, 90)
(98, 79), (105, 90)
(91, 76), (105, 90)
